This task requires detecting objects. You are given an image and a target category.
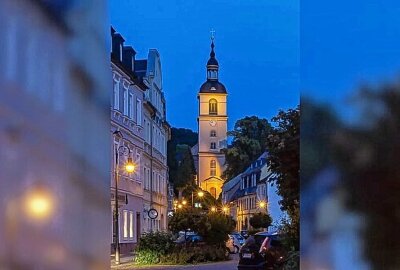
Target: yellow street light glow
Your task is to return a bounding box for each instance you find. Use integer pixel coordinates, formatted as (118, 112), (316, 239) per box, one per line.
(259, 201), (266, 208)
(23, 186), (54, 221)
(198, 191), (204, 197)
(223, 206), (228, 213)
(125, 158), (136, 173)
(178, 204), (183, 209)
(211, 206), (216, 212)
(182, 200), (187, 205)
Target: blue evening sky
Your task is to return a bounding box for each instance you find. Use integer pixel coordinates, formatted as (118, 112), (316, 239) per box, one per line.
(302, 0), (400, 121)
(110, 0), (299, 131)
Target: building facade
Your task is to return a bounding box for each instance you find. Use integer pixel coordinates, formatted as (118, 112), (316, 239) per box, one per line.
(223, 152), (285, 232)
(192, 39), (228, 199)
(110, 29), (170, 253)
(110, 28), (148, 253)
(136, 49), (170, 233)
(0, 1), (110, 269)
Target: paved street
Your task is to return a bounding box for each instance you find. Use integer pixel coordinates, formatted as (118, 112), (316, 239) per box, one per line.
(112, 254), (239, 270)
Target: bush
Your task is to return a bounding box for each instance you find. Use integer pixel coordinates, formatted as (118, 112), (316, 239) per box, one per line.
(160, 245), (228, 264)
(135, 231), (174, 264)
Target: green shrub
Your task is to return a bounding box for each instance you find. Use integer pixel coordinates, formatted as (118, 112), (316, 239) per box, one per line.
(159, 245), (228, 265)
(135, 250), (160, 264)
(135, 231), (174, 265)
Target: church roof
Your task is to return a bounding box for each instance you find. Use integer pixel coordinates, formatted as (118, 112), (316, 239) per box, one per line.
(199, 80), (227, 94)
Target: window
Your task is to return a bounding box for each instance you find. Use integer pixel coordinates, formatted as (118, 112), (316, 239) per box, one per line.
(123, 210), (128, 238)
(119, 44), (123, 62)
(129, 212), (134, 238)
(123, 87), (128, 115)
(210, 187), (217, 198)
(210, 142), (216, 150)
(113, 80), (120, 110)
(136, 98), (142, 124)
(210, 130), (216, 137)
(210, 160), (216, 176)
(128, 93), (133, 119)
(209, 99), (217, 115)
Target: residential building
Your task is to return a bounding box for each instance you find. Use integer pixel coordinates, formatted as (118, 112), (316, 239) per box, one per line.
(223, 152), (285, 232)
(136, 49), (171, 233)
(0, 1), (110, 269)
(191, 38), (228, 198)
(110, 27), (147, 253)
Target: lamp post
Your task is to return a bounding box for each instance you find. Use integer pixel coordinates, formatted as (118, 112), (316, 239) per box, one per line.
(113, 131), (136, 265)
(192, 190), (204, 207)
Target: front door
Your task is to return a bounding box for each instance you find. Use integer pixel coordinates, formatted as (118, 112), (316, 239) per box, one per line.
(136, 212), (141, 243)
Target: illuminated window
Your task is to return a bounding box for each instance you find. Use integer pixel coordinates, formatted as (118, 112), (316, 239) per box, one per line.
(210, 160), (216, 176)
(129, 211), (134, 238)
(209, 99), (217, 115)
(210, 187), (217, 198)
(123, 210), (128, 238)
(210, 130), (216, 137)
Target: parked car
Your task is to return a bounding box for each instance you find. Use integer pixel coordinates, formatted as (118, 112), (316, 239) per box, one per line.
(240, 230), (249, 239)
(174, 233), (203, 244)
(237, 232), (287, 270)
(230, 232), (245, 246)
(226, 234), (241, 253)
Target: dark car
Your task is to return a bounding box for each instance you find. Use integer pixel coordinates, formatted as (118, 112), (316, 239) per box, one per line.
(237, 232), (287, 270)
(175, 233), (203, 244)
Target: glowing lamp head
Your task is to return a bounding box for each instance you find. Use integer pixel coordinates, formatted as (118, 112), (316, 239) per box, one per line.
(259, 201), (266, 208)
(182, 200), (187, 205)
(211, 206), (216, 212)
(178, 204), (183, 209)
(125, 157), (136, 173)
(198, 191), (204, 197)
(223, 206), (228, 213)
(23, 185), (54, 221)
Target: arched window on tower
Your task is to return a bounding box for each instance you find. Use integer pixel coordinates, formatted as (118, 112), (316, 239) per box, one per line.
(209, 99), (217, 115)
(210, 130), (217, 137)
(210, 160), (216, 176)
(210, 187), (217, 198)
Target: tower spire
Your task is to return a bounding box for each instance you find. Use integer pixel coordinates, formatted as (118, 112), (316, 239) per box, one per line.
(210, 29), (216, 58)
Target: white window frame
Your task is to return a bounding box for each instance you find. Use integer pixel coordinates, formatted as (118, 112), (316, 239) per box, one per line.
(123, 86), (128, 115)
(128, 92), (134, 119)
(123, 210), (128, 238)
(129, 211), (134, 239)
(136, 98), (142, 125)
(113, 79), (120, 110)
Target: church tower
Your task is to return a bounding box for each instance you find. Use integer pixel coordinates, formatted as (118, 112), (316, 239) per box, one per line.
(196, 36), (228, 199)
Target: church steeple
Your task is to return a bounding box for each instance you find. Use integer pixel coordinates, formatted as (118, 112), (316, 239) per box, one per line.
(207, 31), (219, 80)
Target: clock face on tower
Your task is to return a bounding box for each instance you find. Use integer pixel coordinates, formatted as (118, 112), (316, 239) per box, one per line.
(209, 120), (217, 127)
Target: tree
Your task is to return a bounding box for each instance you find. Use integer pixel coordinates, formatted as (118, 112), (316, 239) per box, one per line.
(265, 106), (299, 250)
(168, 208), (204, 234)
(249, 213), (272, 229)
(173, 145), (196, 190)
(197, 212), (236, 246)
(223, 116), (272, 181)
(334, 85), (400, 269)
(167, 128), (198, 194)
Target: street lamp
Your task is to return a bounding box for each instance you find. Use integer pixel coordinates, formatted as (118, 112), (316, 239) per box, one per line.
(192, 190), (204, 207)
(113, 130), (136, 265)
(210, 206), (217, 212)
(222, 206), (229, 215)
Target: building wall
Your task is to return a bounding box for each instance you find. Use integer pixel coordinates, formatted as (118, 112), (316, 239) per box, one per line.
(197, 93), (227, 198)
(141, 50), (169, 233)
(0, 0), (110, 269)
(110, 61), (145, 252)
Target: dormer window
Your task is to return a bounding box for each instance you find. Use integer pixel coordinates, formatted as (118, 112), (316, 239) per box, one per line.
(119, 44), (123, 62)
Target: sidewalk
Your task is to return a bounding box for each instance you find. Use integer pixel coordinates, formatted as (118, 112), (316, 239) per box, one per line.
(111, 252), (135, 267)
